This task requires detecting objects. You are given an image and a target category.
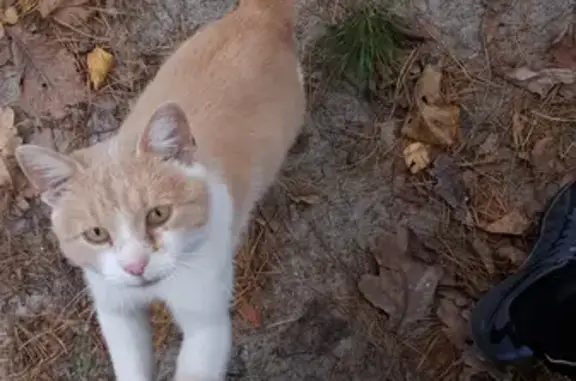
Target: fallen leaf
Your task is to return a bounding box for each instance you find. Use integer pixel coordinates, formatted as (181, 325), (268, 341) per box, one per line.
(436, 296), (470, 349)
(358, 273), (404, 319)
(459, 346), (511, 381)
(401, 64), (461, 147)
(8, 26), (86, 118)
(471, 236), (495, 275)
(496, 245), (527, 267)
(477, 133), (499, 156)
(505, 67), (576, 98)
(38, 0), (92, 26)
(548, 22), (576, 71)
(480, 210), (530, 236)
(3, 6), (18, 25)
(237, 302), (262, 328)
(359, 230), (443, 327)
(87, 47), (114, 90)
(531, 136), (559, 174)
(403, 141), (431, 174)
(417, 63), (443, 104)
(429, 154), (468, 209)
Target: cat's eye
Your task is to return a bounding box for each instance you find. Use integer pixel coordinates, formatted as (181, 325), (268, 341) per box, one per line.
(146, 205), (172, 227)
(83, 227), (111, 244)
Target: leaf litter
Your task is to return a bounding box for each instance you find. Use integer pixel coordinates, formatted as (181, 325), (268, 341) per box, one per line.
(8, 25), (87, 118)
(402, 62), (461, 147)
(501, 18), (576, 98)
(358, 227), (443, 328)
(38, 0), (93, 26)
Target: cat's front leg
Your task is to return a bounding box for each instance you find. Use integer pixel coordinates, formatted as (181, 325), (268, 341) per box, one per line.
(95, 303), (154, 381)
(173, 309), (232, 381)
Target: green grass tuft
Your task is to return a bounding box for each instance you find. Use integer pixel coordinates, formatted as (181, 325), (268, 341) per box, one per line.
(318, 5), (414, 93)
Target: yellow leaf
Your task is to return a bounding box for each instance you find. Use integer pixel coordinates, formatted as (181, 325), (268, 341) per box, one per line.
(3, 6), (18, 25)
(403, 142), (431, 174)
(87, 47), (114, 90)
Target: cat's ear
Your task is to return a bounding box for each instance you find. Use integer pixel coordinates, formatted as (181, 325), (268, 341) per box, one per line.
(15, 145), (78, 207)
(138, 102), (196, 162)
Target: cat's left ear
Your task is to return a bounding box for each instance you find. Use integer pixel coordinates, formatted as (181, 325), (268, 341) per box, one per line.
(138, 102), (196, 162)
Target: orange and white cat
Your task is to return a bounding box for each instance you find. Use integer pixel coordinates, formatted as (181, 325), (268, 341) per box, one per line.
(14, 0), (305, 380)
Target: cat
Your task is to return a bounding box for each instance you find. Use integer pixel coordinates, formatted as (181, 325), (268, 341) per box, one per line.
(14, 0), (305, 379)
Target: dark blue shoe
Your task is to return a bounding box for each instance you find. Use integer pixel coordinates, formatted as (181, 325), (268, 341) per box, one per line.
(471, 181), (576, 374)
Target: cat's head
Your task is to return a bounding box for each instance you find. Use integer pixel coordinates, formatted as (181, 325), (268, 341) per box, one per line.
(15, 103), (210, 287)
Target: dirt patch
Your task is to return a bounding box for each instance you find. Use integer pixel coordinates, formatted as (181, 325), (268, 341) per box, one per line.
(1, 0), (576, 380)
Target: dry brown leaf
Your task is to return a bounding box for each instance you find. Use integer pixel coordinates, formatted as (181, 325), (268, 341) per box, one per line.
(8, 26), (86, 118)
(403, 141), (431, 174)
(531, 136), (559, 174)
(471, 237), (494, 275)
(359, 230), (443, 327)
(480, 210), (530, 236)
(87, 47), (114, 90)
(548, 23), (576, 71)
(505, 67), (576, 98)
(496, 245), (527, 267)
(429, 154), (468, 209)
(436, 296), (470, 349)
(358, 273), (404, 320)
(38, 0), (91, 25)
(416, 64), (443, 104)
(401, 64), (461, 146)
(477, 133), (499, 156)
(237, 302), (262, 328)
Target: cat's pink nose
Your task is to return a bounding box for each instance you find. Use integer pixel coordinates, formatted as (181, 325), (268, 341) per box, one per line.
(123, 259), (149, 276)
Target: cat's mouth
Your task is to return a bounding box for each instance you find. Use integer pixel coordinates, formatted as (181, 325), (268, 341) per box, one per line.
(131, 274), (168, 288)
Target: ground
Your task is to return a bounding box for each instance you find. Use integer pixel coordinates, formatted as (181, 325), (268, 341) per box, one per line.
(1, 0), (576, 380)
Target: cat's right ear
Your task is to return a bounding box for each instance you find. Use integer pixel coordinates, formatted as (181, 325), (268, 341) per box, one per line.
(138, 102), (196, 163)
(15, 145), (78, 207)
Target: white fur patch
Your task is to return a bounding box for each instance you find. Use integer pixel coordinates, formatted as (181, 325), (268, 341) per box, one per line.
(86, 160), (236, 381)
